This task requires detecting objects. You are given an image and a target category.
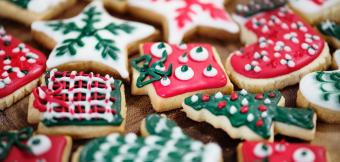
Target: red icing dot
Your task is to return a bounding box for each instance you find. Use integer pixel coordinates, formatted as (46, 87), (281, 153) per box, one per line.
(217, 101), (227, 109)
(202, 94), (210, 102)
(255, 94), (264, 100)
(240, 106), (248, 113)
(268, 92), (276, 98)
(258, 105), (267, 112)
(256, 119), (264, 127)
(230, 91), (238, 101)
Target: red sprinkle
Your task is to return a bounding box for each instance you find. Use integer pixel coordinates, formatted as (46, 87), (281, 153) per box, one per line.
(202, 94), (210, 102)
(240, 106), (248, 113)
(256, 119), (264, 127)
(268, 92), (276, 98)
(217, 101), (227, 109)
(255, 94), (264, 100)
(258, 105), (267, 112)
(230, 91), (238, 101)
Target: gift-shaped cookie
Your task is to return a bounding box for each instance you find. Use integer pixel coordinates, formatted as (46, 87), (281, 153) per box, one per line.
(1, 127), (72, 162)
(31, 1), (158, 81)
(298, 49), (340, 123)
(0, 26), (46, 110)
(127, 0), (239, 44)
(228, 4), (331, 93)
(27, 69), (126, 139)
(131, 42), (233, 112)
(182, 90), (316, 141)
(73, 114), (222, 162)
(0, 0), (76, 25)
(238, 141), (328, 162)
(317, 20), (340, 48)
(289, 0), (340, 24)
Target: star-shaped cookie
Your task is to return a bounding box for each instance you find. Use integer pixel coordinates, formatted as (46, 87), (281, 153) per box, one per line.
(32, 1), (158, 80)
(127, 0), (239, 44)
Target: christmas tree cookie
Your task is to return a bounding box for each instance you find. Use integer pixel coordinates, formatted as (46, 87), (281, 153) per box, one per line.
(317, 20), (340, 48)
(298, 49), (340, 123)
(131, 42), (233, 112)
(237, 141), (328, 162)
(289, 0), (340, 24)
(227, 5), (331, 93)
(0, 26), (46, 110)
(0, 0), (76, 25)
(72, 114), (222, 162)
(0, 127), (72, 162)
(27, 69), (127, 139)
(32, 1), (158, 81)
(182, 90), (316, 141)
(127, 0), (239, 44)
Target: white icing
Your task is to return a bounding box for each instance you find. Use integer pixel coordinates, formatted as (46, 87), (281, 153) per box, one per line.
(293, 148), (315, 162)
(247, 113), (254, 122)
(160, 77), (171, 86)
(155, 64), (166, 71)
(31, 1), (156, 79)
(203, 66), (218, 77)
(189, 47), (209, 62)
(125, 133), (137, 144)
(264, 98), (271, 104)
(334, 49), (340, 68)
(155, 118), (168, 133)
(175, 65), (194, 81)
(191, 95), (198, 102)
(27, 0), (65, 13)
(178, 54), (188, 63)
(289, 0), (340, 14)
(241, 98), (249, 106)
(151, 42), (173, 58)
(127, 0), (239, 44)
(253, 143), (273, 158)
(202, 143), (222, 162)
(229, 106), (237, 114)
(27, 135), (51, 156)
(214, 92), (223, 99)
(261, 112), (268, 118)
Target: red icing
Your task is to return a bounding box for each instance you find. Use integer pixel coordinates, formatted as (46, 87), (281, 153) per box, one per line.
(0, 29), (46, 98)
(241, 106), (249, 113)
(217, 101), (226, 109)
(312, 0), (325, 5)
(4, 136), (68, 162)
(143, 43), (228, 98)
(230, 8), (325, 78)
(241, 141), (327, 162)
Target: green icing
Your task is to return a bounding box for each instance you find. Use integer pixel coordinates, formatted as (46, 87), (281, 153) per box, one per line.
(236, 0), (287, 17)
(0, 128), (33, 160)
(42, 70), (123, 126)
(131, 51), (172, 88)
(317, 20), (340, 40)
(145, 114), (186, 139)
(46, 5), (134, 60)
(315, 71), (340, 102)
(6, 0), (30, 9)
(184, 90), (315, 139)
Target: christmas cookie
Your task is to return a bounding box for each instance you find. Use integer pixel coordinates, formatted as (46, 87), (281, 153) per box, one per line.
(27, 69), (127, 139)
(228, 6), (331, 93)
(131, 42), (233, 112)
(0, 26), (46, 110)
(237, 141), (328, 162)
(1, 127), (72, 162)
(317, 20), (340, 48)
(182, 90), (316, 141)
(31, 1), (158, 81)
(127, 0), (239, 44)
(297, 49), (340, 123)
(72, 114), (222, 162)
(0, 0), (76, 25)
(289, 0), (340, 24)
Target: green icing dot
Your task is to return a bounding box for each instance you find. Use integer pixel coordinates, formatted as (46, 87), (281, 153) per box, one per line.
(207, 64), (212, 71)
(181, 65), (188, 72)
(196, 46), (203, 53)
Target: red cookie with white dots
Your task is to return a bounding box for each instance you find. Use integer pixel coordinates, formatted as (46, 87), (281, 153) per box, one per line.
(0, 26), (46, 110)
(131, 42), (233, 112)
(226, 4), (331, 93)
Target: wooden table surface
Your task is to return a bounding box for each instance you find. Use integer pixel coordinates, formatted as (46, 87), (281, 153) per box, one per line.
(1, 1), (339, 162)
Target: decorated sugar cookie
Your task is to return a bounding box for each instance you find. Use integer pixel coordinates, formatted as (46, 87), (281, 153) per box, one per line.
(127, 0), (239, 44)
(182, 90), (316, 141)
(227, 5), (331, 93)
(0, 0), (76, 25)
(73, 114), (222, 162)
(317, 20), (340, 48)
(238, 141), (328, 162)
(289, 0), (340, 24)
(32, 1), (158, 80)
(27, 69), (126, 139)
(0, 26), (46, 110)
(1, 127), (72, 162)
(131, 42), (233, 112)
(298, 49), (340, 123)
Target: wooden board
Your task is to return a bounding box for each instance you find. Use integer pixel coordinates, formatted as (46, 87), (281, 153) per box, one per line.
(0, 1), (339, 161)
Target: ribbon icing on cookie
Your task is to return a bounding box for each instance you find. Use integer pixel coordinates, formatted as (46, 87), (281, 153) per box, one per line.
(131, 42), (228, 98)
(0, 26), (46, 98)
(32, 69), (124, 126)
(240, 141), (327, 162)
(317, 20), (340, 40)
(1, 127), (70, 162)
(127, 0), (239, 44)
(236, 0), (287, 17)
(231, 7), (325, 78)
(184, 90), (315, 139)
(78, 114), (222, 162)
(31, 1), (156, 79)
(5, 0), (66, 13)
